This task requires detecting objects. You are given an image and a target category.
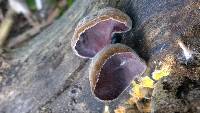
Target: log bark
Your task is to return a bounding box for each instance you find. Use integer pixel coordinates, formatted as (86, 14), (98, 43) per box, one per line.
(0, 0), (199, 113)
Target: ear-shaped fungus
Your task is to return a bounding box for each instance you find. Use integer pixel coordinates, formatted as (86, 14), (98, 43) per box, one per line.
(89, 44), (147, 101)
(71, 7), (132, 58)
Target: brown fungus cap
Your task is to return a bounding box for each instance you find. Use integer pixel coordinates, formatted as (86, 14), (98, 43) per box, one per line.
(89, 44), (147, 101)
(71, 7), (132, 58)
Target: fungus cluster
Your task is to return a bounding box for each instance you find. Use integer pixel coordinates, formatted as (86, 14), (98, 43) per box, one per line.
(89, 44), (147, 101)
(71, 7), (147, 101)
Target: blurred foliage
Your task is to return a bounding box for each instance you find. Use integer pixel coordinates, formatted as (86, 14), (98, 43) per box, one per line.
(26, 0), (37, 11)
(67, 0), (73, 7)
(0, 0), (75, 48)
(48, 0), (57, 6)
(26, 0), (74, 11)
(25, 0), (74, 18)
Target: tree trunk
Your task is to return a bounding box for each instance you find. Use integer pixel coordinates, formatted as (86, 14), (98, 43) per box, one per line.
(0, 0), (199, 113)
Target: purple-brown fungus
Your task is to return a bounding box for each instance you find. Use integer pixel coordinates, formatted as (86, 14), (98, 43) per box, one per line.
(89, 44), (147, 101)
(71, 7), (132, 58)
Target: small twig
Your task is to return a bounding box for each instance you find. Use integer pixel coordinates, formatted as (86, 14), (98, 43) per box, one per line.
(47, 8), (60, 23)
(0, 9), (15, 47)
(24, 14), (40, 27)
(7, 22), (50, 48)
(47, 0), (67, 23)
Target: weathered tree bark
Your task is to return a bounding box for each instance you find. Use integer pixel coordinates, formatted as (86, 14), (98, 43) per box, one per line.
(0, 0), (199, 113)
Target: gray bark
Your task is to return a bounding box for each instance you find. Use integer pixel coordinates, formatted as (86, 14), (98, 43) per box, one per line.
(0, 0), (199, 113)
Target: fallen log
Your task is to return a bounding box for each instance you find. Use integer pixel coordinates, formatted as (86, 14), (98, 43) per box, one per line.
(0, 0), (199, 113)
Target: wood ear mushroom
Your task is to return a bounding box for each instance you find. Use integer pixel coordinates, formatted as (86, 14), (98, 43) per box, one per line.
(71, 7), (132, 58)
(89, 44), (147, 101)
